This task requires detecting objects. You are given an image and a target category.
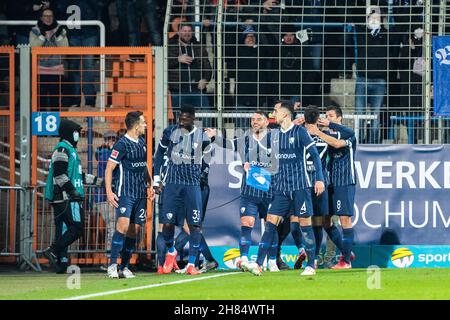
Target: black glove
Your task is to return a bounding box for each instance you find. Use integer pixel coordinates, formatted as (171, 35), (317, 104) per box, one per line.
(68, 189), (83, 202)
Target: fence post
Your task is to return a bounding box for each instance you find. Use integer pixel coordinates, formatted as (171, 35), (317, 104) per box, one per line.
(424, 0), (432, 144)
(18, 44), (38, 271)
(216, 0), (225, 131)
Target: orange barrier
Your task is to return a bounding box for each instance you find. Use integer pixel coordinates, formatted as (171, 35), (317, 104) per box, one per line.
(31, 47), (154, 266)
(0, 46), (16, 262)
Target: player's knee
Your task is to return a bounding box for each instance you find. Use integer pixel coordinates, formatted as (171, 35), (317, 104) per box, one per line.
(312, 216), (322, 226)
(266, 214), (280, 226)
(299, 217), (312, 227)
(241, 217), (255, 228)
(340, 216), (352, 228)
(116, 218), (130, 234)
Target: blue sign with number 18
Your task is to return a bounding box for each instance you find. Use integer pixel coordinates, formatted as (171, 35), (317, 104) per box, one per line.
(32, 112), (60, 136)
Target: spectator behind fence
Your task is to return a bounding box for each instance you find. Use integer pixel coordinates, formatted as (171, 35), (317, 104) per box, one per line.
(223, 0), (254, 108)
(7, 0), (50, 46)
(354, 5), (388, 144)
(398, 25), (424, 144)
(58, 0), (100, 109)
(236, 27), (261, 109)
(278, 25), (302, 106)
(29, 8), (69, 111)
(168, 23), (212, 112)
(123, 0), (163, 46)
(95, 130), (119, 256)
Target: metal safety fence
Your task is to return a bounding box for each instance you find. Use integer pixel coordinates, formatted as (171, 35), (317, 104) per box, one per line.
(0, 46), (15, 186)
(163, 0), (450, 144)
(0, 186), (41, 271)
(29, 47), (155, 267)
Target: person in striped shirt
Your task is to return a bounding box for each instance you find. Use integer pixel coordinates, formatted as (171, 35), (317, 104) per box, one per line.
(153, 104), (215, 275)
(209, 111), (280, 272)
(305, 105), (357, 269)
(105, 111), (153, 279)
(247, 101), (325, 276)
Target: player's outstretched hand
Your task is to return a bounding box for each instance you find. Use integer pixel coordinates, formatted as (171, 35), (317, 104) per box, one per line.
(318, 118), (330, 128)
(315, 181), (325, 196)
(204, 127), (217, 138)
(107, 191), (119, 208)
(293, 116), (305, 126)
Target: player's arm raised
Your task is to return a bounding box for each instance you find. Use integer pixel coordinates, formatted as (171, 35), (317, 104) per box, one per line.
(320, 118), (355, 140)
(306, 122), (347, 149)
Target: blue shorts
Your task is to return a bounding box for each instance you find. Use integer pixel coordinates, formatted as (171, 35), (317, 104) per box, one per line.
(268, 189), (313, 218)
(239, 195), (272, 220)
(116, 197), (147, 225)
(158, 185), (209, 226)
(160, 183), (203, 226)
(311, 187), (329, 216)
(330, 185), (355, 217)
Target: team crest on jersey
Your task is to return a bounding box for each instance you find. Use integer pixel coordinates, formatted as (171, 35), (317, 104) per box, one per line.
(289, 137), (295, 144)
(240, 207), (246, 214)
(120, 207), (126, 214)
(111, 150), (119, 159)
(166, 212), (173, 220)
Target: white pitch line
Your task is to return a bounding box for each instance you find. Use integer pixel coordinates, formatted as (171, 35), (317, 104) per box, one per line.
(62, 272), (240, 300)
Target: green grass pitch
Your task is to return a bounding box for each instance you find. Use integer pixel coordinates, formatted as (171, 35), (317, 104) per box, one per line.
(1, 268), (450, 300)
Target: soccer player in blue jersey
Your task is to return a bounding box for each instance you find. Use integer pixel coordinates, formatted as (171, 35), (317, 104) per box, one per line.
(153, 104), (215, 275)
(156, 158), (218, 274)
(105, 111), (153, 279)
(209, 111), (280, 272)
(299, 106), (332, 269)
(247, 101), (325, 276)
(305, 105), (357, 269)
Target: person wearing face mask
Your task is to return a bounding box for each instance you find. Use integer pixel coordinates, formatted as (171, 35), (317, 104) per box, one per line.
(398, 25), (424, 143)
(354, 6), (388, 144)
(43, 119), (101, 273)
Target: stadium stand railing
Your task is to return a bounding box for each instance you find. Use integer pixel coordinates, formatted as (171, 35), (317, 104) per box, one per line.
(163, 0), (450, 144)
(30, 47), (154, 267)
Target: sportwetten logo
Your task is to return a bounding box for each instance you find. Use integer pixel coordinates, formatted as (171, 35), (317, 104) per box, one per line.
(391, 248), (414, 268)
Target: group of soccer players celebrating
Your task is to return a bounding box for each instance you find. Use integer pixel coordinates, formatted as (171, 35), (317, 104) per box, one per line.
(104, 100), (357, 278)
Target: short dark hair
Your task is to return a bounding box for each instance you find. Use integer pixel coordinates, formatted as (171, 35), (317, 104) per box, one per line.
(326, 105), (343, 118)
(279, 101), (295, 119)
(125, 111), (143, 130)
(253, 110), (268, 118)
(304, 105), (320, 124)
(180, 104), (195, 116)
